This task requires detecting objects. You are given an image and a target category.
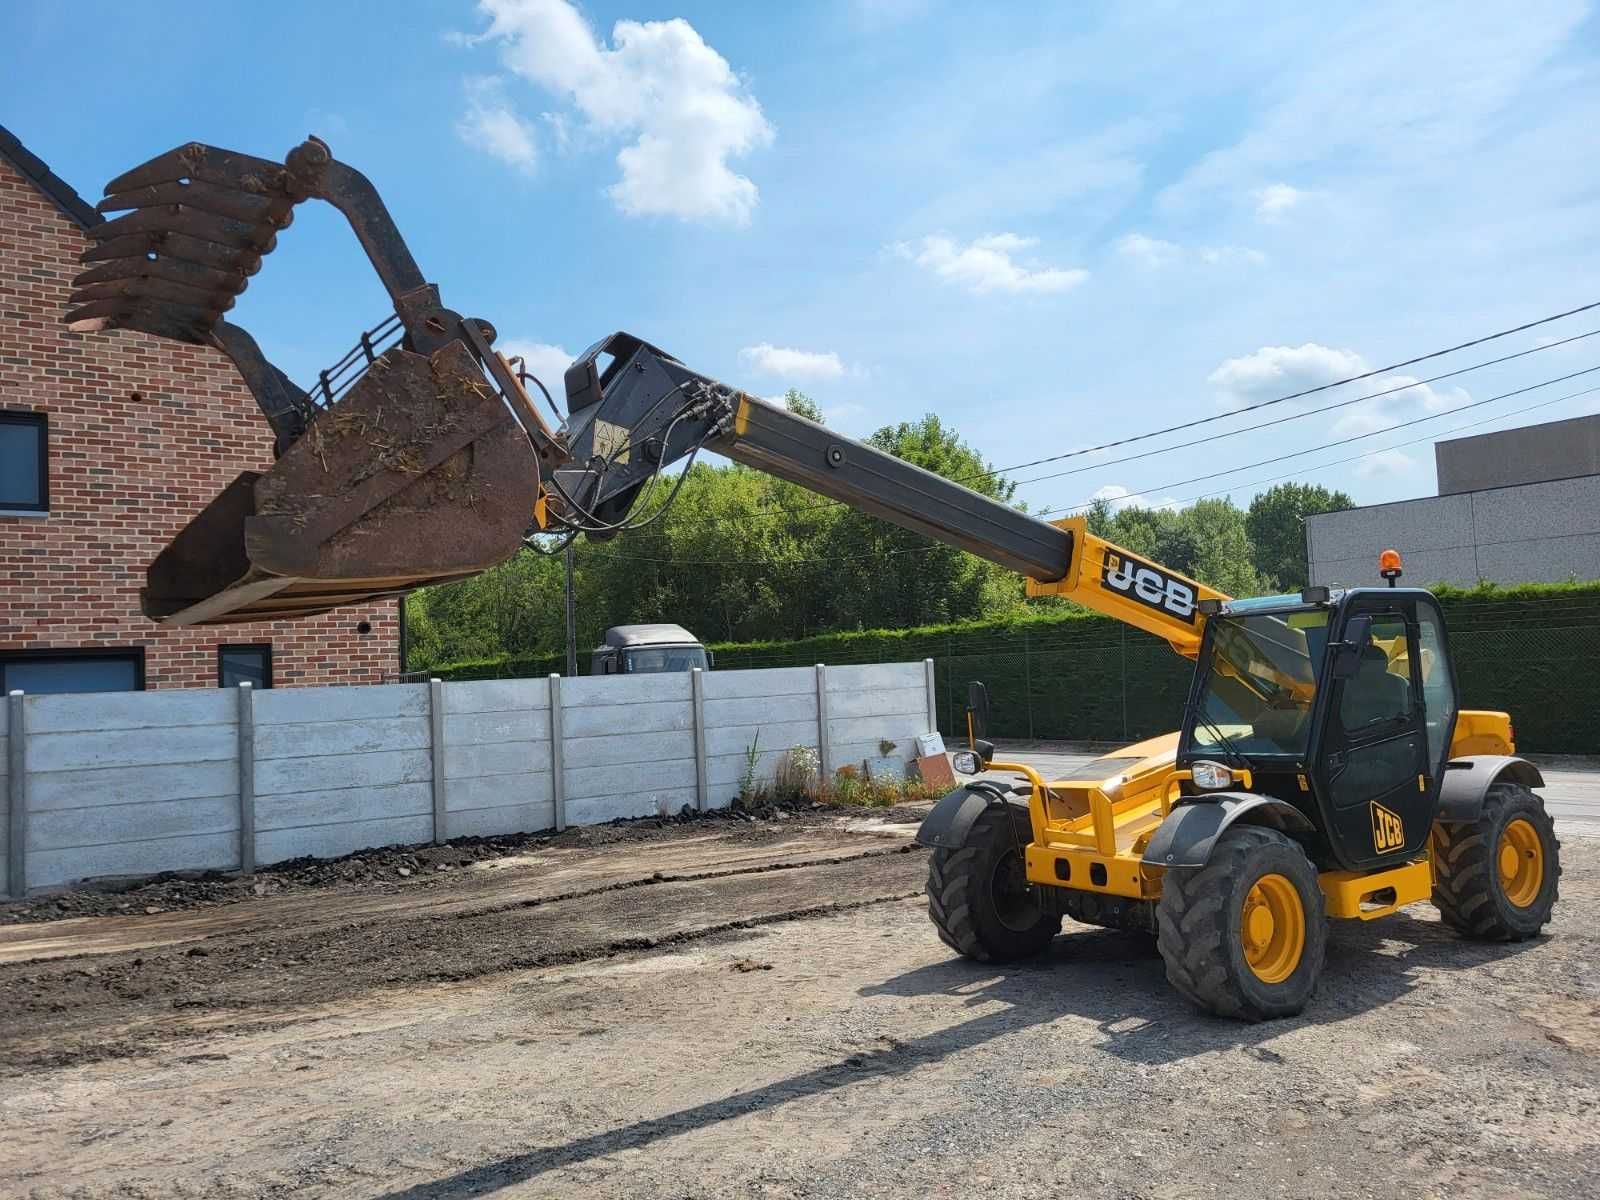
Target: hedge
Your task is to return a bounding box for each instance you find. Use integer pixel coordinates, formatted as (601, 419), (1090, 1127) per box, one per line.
(422, 582), (1600, 754)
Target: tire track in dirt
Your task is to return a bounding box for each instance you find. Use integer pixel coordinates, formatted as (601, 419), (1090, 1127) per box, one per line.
(0, 843), (930, 1074)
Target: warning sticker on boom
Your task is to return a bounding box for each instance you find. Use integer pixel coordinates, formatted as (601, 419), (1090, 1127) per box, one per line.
(1101, 549), (1198, 624)
(593, 419), (630, 465)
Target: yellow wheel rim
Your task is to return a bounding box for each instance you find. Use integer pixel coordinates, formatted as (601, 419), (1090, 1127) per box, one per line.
(1497, 818), (1544, 909)
(1241, 873), (1305, 985)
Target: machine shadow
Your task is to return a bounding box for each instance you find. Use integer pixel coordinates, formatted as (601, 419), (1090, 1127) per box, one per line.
(372, 997), (1069, 1199)
(862, 911), (1546, 1067)
(373, 914), (1540, 1199)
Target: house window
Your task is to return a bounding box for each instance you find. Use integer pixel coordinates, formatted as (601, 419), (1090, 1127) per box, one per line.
(218, 644), (272, 689)
(0, 648), (145, 694)
(0, 411), (47, 514)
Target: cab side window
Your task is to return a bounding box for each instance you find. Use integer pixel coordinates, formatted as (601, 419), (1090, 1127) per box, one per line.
(1339, 615), (1411, 733)
(1416, 608), (1457, 768)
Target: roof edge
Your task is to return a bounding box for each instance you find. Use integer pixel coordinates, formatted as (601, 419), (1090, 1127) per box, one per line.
(0, 124), (103, 231)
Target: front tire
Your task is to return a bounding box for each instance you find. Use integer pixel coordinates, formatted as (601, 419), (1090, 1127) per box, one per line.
(1157, 824), (1327, 1021)
(926, 805), (1060, 962)
(1432, 782), (1560, 940)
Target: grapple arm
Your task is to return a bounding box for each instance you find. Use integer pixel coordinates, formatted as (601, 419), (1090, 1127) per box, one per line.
(67, 138), (555, 625)
(67, 138), (486, 455)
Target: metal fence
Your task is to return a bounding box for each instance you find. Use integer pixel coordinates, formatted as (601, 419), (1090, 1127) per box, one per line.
(720, 620), (1600, 756)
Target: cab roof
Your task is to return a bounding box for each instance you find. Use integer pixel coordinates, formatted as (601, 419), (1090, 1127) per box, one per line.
(598, 623), (702, 649)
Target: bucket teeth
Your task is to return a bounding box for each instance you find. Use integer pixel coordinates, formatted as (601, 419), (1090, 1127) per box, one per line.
(98, 178), (283, 225)
(72, 255), (243, 293)
(104, 142), (290, 196)
(78, 230), (264, 276)
(92, 206), (283, 253)
(72, 143), (296, 346)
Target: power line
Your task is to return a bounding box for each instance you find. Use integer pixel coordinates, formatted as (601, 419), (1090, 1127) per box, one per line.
(1035, 366), (1600, 518)
(583, 367), (1600, 569)
(1066, 381), (1600, 518)
(626, 305), (1600, 531)
(1008, 327), (1600, 489)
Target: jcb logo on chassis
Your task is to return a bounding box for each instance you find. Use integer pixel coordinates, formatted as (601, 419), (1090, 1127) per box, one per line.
(1102, 551), (1198, 624)
(1371, 801), (1406, 853)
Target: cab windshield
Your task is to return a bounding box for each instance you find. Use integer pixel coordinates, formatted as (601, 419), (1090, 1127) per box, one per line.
(1187, 610), (1330, 759)
(623, 646), (709, 673)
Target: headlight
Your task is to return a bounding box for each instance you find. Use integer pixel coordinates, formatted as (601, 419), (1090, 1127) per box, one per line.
(1190, 760), (1234, 790)
(951, 751), (981, 775)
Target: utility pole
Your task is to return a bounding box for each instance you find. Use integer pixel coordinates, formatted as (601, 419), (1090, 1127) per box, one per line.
(564, 542), (578, 677)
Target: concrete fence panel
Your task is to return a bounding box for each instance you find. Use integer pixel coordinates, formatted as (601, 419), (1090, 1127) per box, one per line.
(22, 689), (240, 890)
(441, 677), (554, 840)
(252, 683), (433, 867)
(4, 661), (936, 895)
(823, 663), (930, 772)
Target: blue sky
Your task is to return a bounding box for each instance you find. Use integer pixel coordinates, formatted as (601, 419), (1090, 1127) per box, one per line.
(5, 0), (1599, 517)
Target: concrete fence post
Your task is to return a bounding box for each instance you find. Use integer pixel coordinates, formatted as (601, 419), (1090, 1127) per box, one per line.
(548, 674), (567, 832)
(429, 678), (447, 845)
(815, 664), (830, 778)
(237, 682), (256, 875)
(7, 690), (25, 899)
(923, 658), (937, 734)
(691, 667), (708, 812)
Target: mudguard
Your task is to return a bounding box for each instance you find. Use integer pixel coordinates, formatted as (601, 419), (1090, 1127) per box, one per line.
(915, 781), (1028, 850)
(1141, 793), (1315, 869)
(1435, 755), (1545, 824)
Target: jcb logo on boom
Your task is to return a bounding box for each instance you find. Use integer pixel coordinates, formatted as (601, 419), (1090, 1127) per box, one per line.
(1102, 552), (1198, 624)
(1371, 801), (1406, 853)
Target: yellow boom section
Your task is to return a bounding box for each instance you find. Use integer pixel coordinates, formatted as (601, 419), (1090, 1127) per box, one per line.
(1023, 517), (1231, 658)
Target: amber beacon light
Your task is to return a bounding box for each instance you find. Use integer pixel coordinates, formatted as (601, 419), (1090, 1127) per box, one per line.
(1378, 547), (1404, 587)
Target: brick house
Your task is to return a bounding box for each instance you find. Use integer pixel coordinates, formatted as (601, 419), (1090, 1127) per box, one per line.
(0, 125), (402, 692)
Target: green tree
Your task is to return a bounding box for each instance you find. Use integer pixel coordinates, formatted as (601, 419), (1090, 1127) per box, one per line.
(1246, 483), (1354, 590)
(1084, 497), (1266, 598)
(783, 388), (823, 422)
(816, 414), (1025, 630)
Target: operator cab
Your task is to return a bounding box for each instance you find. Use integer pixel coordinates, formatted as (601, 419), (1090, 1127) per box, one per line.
(1177, 556), (1460, 872)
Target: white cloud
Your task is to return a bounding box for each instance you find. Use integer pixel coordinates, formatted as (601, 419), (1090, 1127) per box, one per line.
(1090, 483), (1184, 512)
(1254, 182), (1305, 220)
(1198, 245), (1268, 266)
(456, 76), (539, 175)
(1117, 233), (1181, 267)
(894, 233), (1088, 295)
(1356, 449), (1416, 479)
(1208, 343), (1367, 410)
(466, 0), (773, 224)
(739, 343), (846, 380)
(1118, 233), (1265, 268)
(498, 339), (575, 397)
(1208, 343), (1468, 437)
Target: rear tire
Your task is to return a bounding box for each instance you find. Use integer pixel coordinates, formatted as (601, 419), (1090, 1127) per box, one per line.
(926, 805), (1060, 962)
(1432, 782), (1560, 940)
(1157, 824), (1327, 1021)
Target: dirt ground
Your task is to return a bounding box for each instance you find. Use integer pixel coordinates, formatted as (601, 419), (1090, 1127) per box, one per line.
(2, 805), (1598, 1198)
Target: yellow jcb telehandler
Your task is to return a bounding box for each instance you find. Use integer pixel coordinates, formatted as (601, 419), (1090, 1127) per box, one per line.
(66, 138), (1560, 1020)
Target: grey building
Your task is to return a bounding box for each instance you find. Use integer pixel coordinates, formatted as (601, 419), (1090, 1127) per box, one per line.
(1306, 413), (1600, 588)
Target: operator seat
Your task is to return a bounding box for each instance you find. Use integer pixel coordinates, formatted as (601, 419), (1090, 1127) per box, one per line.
(1340, 645), (1411, 729)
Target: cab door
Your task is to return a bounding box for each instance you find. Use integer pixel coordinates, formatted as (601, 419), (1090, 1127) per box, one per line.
(1313, 597), (1432, 870)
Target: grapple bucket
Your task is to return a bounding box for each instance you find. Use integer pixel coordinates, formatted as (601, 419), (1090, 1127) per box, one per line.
(143, 343), (538, 624)
(66, 138), (559, 626)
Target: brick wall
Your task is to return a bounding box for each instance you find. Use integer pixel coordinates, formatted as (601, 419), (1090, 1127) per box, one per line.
(0, 152), (401, 687)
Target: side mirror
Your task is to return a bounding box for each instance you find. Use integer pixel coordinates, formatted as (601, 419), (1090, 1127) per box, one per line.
(1331, 614), (1373, 679)
(705, 649), (715, 669)
(966, 680), (991, 742)
(951, 738), (995, 775)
